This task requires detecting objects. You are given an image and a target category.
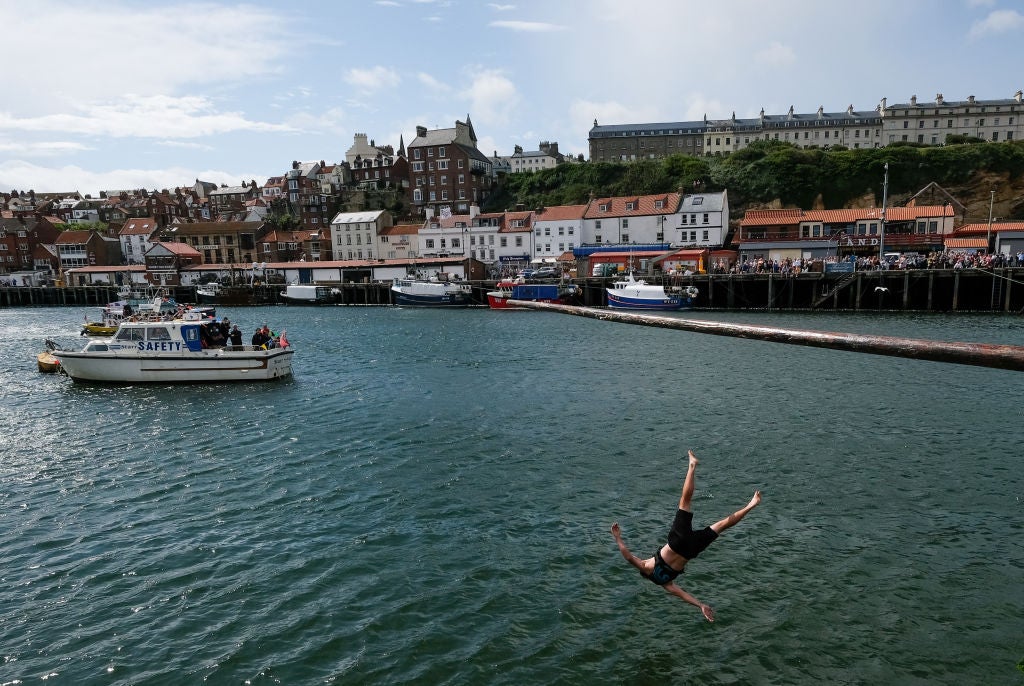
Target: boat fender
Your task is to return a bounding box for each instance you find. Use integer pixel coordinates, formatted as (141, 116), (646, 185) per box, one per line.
(685, 286), (699, 298)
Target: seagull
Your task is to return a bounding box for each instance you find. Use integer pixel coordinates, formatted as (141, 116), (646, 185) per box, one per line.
(874, 286), (889, 292)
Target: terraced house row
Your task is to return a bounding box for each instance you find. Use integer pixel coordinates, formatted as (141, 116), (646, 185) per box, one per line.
(589, 91), (1024, 161)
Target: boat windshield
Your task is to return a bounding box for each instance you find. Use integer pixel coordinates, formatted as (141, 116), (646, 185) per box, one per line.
(115, 327), (146, 342)
(147, 326), (172, 341)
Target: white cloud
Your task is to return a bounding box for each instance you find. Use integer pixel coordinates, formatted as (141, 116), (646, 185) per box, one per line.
(755, 41), (796, 67)
(155, 141), (215, 151)
(0, 2), (293, 116)
(489, 20), (566, 32)
(343, 66), (402, 91)
(0, 95), (295, 138)
(968, 9), (1024, 38)
(0, 141), (91, 156)
(461, 70), (519, 126)
(0, 160), (260, 196)
(569, 99), (666, 130)
(375, 0), (402, 5)
(488, 3), (516, 10)
(418, 72), (452, 92)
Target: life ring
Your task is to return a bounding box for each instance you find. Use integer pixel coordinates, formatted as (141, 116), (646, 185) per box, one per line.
(684, 286), (699, 298)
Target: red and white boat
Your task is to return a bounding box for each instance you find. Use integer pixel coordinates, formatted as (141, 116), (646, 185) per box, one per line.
(487, 279), (581, 309)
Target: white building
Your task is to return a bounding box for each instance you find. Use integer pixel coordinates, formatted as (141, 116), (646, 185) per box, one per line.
(330, 209), (392, 261)
(581, 191), (729, 248)
(531, 204), (586, 259)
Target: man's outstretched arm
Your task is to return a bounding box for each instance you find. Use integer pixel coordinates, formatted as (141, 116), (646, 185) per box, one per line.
(664, 583), (715, 622)
(610, 523), (645, 573)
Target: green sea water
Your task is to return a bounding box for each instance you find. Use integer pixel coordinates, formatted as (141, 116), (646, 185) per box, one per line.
(1, 306), (1022, 684)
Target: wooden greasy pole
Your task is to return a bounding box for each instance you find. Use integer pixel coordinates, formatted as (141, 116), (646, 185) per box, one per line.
(509, 301), (1024, 372)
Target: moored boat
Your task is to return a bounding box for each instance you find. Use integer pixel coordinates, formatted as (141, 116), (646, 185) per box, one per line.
(391, 277), (472, 307)
(37, 350), (61, 373)
(52, 319), (294, 383)
(280, 284), (341, 304)
(487, 280), (581, 309)
(606, 272), (697, 311)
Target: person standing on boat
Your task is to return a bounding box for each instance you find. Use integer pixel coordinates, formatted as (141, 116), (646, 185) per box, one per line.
(229, 325), (243, 347)
(610, 450), (761, 622)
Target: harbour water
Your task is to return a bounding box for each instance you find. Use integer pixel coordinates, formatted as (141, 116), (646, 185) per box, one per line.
(1, 306), (1022, 684)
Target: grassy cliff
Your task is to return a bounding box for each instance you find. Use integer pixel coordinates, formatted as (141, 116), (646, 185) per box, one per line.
(483, 140), (1024, 222)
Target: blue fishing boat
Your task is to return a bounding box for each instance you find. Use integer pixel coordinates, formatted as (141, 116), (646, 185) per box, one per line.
(606, 272), (697, 310)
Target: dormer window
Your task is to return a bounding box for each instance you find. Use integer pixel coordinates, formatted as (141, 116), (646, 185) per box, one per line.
(654, 200), (664, 209)
(599, 203), (609, 212)
(692, 196), (704, 205)
(625, 201), (636, 211)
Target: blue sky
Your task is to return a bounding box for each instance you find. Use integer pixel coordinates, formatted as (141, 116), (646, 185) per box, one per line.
(1, 0), (1022, 195)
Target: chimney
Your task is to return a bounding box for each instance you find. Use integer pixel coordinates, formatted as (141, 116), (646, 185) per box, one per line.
(469, 204), (480, 219)
(1015, 90), (1022, 103)
(968, 95), (975, 104)
(847, 104), (854, 114)
(787, 105), (794, 119)
(880, 96), (887, 111)
(936, 93), (944, 105)
(415, 125), (427, 137)
(425, 207), (434, 220)
(910, 94), (917, 106)
(817, 105), (824, 118)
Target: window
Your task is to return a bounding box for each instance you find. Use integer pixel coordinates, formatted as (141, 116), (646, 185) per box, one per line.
(702, 214), (708, 224)
(425, 239), (434, 249)
(600, 203), (609, 212)
(622, 233), (629, 242)
(903, 121), (909, 129)
(458, 174), (465, 184)
(458, 159), (464, 168)
(596, 233), (603, 243)
(437, 160), (448, 170)
(625, 201), (635, 210)
(414, 149), (421, 159)
(702, 230), (708, 241)
(412, 162), (424, 172)
(438, 146), (446, 157)
(595, 220), (602, 230)
(622, 219), (629, 229)
(427, 147), (434, 157)
(654, 200), (664, 209)
(870, 223), (878, 235)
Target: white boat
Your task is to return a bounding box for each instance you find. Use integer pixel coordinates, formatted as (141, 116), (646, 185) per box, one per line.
(280, 284), (340, 304)
(606, 272), (696, 311)
(196, 282), (221, 303)
(391, 277), (472, 307)
(52, 319), (294, 383)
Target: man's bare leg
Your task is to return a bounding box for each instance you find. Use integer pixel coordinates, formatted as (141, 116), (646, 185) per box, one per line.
(710, 490), (762, 534)
(610, 523), (647, 573)
(678, 449), (699, 511)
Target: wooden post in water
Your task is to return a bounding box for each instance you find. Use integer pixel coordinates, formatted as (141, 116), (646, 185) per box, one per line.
(509, 301), (1024, 372)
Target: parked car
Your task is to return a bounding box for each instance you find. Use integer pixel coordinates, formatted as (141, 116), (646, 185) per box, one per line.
(517, 268), (536, 279)
(533, 266), (560, 279)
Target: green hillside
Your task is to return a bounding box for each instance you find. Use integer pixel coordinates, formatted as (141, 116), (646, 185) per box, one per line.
(482, 140), (1024, 218)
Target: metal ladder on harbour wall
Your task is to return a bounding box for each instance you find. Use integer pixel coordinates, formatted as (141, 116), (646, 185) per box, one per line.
(812, 272), (859, 309)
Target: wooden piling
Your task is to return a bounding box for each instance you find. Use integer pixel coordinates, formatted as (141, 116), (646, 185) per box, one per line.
(509, 301), (1024, 372)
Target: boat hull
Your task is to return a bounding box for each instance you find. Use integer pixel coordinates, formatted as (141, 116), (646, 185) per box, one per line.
(55, 348), (294, 383)
(606, 292), (690, 310)
(488, 283), (580, 309)
(393, 291), (472, 307)
(37, 351), (61, 373)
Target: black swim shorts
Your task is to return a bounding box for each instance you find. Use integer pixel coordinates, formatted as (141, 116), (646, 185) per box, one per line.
(666, 509), (718, 560)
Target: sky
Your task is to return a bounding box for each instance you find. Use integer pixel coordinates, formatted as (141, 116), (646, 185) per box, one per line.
(1, 0), (1022, 196)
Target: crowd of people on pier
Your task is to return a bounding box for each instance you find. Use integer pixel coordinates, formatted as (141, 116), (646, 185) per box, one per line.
(710, 249), (1024, 276)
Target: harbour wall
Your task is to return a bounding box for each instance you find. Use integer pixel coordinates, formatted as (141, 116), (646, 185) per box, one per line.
(1, 269), (1022, 312)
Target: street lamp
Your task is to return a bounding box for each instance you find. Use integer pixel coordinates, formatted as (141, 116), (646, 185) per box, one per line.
(986, 189), (995, 253)
(878, 162), (889, 261)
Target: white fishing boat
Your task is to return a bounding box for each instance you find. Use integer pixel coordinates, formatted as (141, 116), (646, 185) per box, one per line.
(606, 272), (697, 311)
(391, 276), (472, 307)
(52, 318), (294, 383)
(280, 284), (341, 303)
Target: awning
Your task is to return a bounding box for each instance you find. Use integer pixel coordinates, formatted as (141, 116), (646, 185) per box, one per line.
(945, 238), (989, 248)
